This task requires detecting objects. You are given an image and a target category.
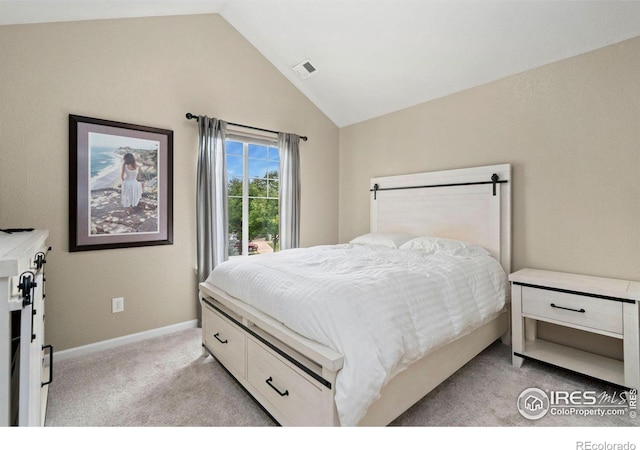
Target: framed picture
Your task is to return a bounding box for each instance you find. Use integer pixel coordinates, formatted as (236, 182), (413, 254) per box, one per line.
(69, 115), (173, 251)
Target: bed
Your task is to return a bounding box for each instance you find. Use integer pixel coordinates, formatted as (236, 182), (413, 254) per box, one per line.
(199, 163), (512, 426)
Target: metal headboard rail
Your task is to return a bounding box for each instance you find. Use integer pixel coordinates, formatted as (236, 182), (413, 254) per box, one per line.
(370, 173), (507, 199)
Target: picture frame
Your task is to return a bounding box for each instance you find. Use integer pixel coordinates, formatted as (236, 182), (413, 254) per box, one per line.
(69, 115), (173, 251)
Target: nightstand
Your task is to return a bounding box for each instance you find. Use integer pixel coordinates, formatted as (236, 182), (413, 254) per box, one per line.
(509, 268), (640, 390)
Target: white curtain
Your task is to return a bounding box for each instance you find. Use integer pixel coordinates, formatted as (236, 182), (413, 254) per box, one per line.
(278, 133), (301, 250)
(197, 117), (228, 285)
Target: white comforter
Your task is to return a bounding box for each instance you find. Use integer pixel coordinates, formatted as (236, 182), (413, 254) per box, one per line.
(204, 244), (508, 426)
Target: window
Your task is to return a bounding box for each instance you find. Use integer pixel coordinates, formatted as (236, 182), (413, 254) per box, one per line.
(226, 136), (279, 257)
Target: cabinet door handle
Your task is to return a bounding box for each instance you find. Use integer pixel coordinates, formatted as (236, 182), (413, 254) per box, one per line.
(265, 377), (289, 397)
(41, 344), (53, 387)
(213, 332), (228, 344)
(550, 303), (585, 313)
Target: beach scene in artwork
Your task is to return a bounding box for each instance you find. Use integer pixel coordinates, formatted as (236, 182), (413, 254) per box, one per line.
(89, 132), (160, 235)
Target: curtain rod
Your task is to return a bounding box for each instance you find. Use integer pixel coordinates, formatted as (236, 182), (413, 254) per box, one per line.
(185, 113), (308, 141)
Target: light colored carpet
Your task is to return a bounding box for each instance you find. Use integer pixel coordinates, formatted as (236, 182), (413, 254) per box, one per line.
(46, 328), (272, 427)
(45, 327), (638, 428)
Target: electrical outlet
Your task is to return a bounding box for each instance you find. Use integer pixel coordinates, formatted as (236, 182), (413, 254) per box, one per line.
(112, 297), (124, 313)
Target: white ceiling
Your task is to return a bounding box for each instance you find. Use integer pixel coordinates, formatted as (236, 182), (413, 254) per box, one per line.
(2, 1), (640, 127)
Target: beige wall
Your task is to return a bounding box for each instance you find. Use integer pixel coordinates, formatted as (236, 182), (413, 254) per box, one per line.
(0, 14), (339, 351)
(339, 36), (640, 282)
(2, 13), (637, 353)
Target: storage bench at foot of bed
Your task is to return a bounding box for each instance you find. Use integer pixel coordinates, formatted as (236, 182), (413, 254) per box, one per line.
(201, 296), (340, 426)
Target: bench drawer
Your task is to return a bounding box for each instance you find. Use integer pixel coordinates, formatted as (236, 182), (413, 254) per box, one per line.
(247, 338), (325, 426)
(203, 304), (246, 377)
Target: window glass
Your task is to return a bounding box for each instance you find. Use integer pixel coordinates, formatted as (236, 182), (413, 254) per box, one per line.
(248, 144), (268, 159)
(248, 158), (268, 179)
(227, 197), (243, 256)
(268, 146), (280, 161)
(227, 155), (243, 181)
(226, 138), (280, 257)
(226, 140), (243, 156)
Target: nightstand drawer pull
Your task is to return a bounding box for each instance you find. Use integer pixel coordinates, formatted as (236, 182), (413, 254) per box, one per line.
(265, 376), (289, 397)
(550, 303), (585, 313)
(213, 332), (228, 344)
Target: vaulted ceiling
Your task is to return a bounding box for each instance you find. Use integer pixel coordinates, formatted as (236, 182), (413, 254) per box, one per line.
(2, 0), (640, 127)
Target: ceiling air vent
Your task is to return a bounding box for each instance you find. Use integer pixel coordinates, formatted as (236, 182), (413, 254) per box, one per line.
(292, 59), (318, 79)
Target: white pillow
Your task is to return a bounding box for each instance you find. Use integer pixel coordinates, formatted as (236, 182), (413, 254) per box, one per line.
(349, 232), (416, 249)
(399, 236), (489, 257)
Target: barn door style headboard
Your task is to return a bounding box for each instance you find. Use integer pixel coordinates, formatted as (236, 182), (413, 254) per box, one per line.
(370, 164), (511, 274)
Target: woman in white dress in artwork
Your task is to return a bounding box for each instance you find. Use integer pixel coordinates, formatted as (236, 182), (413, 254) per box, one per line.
(120, 153), (143, 215)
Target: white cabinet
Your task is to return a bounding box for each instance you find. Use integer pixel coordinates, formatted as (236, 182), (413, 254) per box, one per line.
(1, 230), (51, 426)
(510, 268), (640, 390)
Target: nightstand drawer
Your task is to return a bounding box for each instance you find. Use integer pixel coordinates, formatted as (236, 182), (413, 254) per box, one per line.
(521, 286), (623, 335)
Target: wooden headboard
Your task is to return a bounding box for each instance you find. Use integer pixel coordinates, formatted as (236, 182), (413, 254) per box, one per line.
(370, 164), (511, 274)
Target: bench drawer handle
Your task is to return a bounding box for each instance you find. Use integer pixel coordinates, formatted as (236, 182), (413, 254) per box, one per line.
(550, 303), (585, 313)
(265, 377), (289, 397)
(213, 332), (228, 344)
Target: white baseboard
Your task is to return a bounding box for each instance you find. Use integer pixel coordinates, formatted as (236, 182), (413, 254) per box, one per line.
(54, 320), (199, 362)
